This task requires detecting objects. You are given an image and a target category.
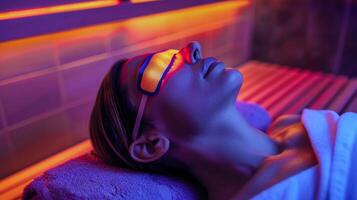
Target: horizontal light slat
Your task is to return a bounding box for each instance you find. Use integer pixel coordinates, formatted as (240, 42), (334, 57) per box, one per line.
(308, 76), (348, 110)
(327, 78), (357, 113)
(259, 70), (312, 110)
(283, 75), (334, 115)
(247, 68), (301, 104)
(269, 72), (324, 118)
(343, 93), (357, 113)
(238, 66), (287, 101)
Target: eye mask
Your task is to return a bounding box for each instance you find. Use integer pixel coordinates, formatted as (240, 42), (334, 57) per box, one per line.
(132, 49), (180, 144)
(137, 49), (180, 96)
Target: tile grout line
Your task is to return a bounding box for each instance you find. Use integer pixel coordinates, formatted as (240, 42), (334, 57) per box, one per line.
(111, 17), (236, 58)
(103, 32), (112, 53)
(5, 96), (95, 133)
(0, 95), (17, 178)
(53, 44), (74, 146)
(0, 17), (236, 87)
(53, 43), (68, 107)
(0, 53), (110, 86)
(1, 130), (16, 181)
(0, 98), (8, 129)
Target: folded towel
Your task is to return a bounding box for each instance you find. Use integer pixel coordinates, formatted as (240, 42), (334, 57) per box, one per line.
(23, 153), (204, 200)
(22, 102), (271, 200)
(251, 109), (357, 199)
(302, 109), (357, 200)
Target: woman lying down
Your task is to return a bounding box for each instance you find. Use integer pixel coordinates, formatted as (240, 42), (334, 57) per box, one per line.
(89, 41), (357, 200)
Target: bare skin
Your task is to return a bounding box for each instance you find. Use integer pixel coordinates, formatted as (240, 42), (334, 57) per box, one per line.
(120, 42), (317, 199)
(232, 115), (317, 199)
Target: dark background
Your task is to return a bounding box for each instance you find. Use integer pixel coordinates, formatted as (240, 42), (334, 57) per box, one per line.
(252, 0), (357, 77)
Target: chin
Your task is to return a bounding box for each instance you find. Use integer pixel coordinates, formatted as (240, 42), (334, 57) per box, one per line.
(221, 68), (243, 94)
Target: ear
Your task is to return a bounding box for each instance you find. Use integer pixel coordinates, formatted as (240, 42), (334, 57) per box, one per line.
(129, 133), (170, 163)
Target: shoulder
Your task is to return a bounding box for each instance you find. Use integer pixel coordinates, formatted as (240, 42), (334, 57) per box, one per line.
(267, 114), (312, 150)
(234, 114), (318, 199)
(267, 114), (300, 135)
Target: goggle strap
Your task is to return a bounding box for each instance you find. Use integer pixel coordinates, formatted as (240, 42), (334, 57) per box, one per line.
(132, 94), (148, 141)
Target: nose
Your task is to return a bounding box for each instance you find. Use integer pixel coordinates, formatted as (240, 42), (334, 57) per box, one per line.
(179, 41), (202, 64)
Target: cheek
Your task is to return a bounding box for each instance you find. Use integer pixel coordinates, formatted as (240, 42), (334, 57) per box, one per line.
(154, 68), (242, 130)
(154, 85), (202, 138)
(160, 68), (197, 102)
(157, 70), (204, 114)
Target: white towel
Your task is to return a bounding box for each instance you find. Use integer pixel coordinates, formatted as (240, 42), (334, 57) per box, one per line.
(252, 109), (357, 200)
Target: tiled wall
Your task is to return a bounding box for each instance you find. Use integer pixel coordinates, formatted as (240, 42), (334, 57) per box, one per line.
(0, 1), (253, 178)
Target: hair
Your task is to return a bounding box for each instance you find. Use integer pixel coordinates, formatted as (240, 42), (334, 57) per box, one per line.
(89, 59), (187, 173)
(89, 59), (139, 169)
(89, 59), (207, 196)
(89, 59), (175, 172)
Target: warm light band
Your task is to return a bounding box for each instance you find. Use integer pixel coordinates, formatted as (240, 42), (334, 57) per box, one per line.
(0, 140), (92, 199)
(0, 0), (119, 20)
(130, 0), (158, 3)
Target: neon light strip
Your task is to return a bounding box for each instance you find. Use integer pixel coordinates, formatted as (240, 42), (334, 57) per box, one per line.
(0, 140), (92, 199)
(130, 0), (158, 3)
(0, 0), (119, 20)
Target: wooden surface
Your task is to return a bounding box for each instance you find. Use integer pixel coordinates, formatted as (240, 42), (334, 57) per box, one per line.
(238, 61), (357, 119)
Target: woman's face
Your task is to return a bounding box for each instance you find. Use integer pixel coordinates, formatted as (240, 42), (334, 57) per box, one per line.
(120, 42), (243, 139)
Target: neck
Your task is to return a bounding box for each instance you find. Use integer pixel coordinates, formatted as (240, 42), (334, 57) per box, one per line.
(174, 104), (280, 200)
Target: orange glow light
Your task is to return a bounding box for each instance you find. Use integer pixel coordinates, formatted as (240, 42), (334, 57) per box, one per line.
(130, 0), (158, 3)
(0, 1), (250, 198)
(0, 0), (120, 20)
(0, 140), (92, 199)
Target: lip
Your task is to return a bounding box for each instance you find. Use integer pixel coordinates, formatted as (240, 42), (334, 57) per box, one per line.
(203, 61), (223, 79)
